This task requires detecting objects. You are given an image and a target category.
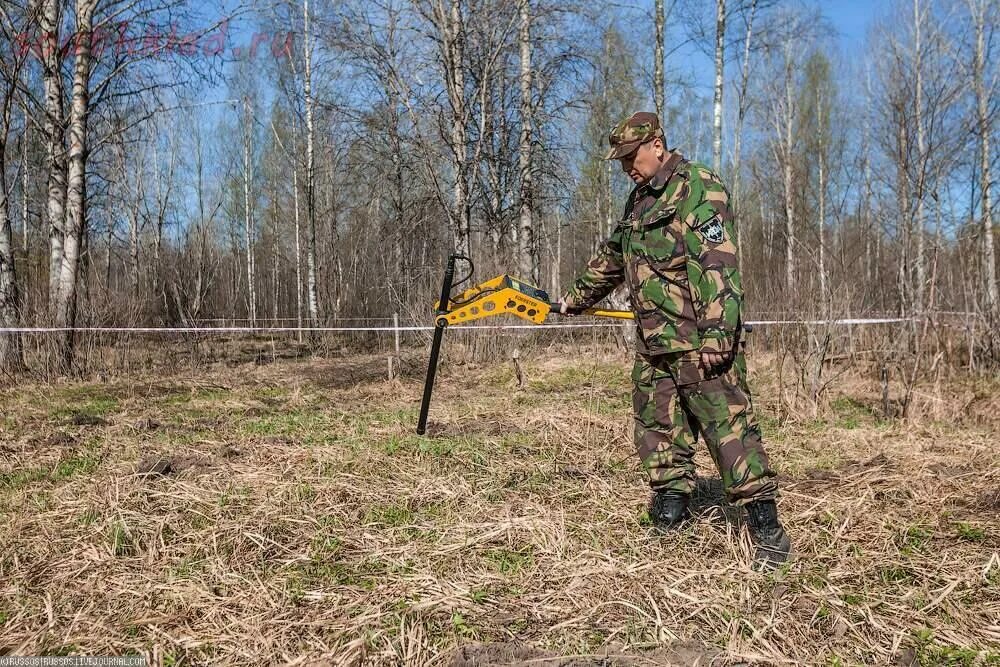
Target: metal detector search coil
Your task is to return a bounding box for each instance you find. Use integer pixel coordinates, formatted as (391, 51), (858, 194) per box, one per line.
(415, 254), (633, 434)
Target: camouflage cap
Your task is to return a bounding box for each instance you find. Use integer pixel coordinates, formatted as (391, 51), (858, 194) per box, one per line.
(604, 111), (664, 160)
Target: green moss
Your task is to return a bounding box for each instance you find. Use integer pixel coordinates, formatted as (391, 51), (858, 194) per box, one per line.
(286, 559), (377, 592)
(830, 396), (874, 429)
(160, 387), (231, 406)
(451, 612), (476, 638)
(242, 411), (331, 438)
(289, 483), (317, 503)
(527, 363), (626, 393)
(365, 503), (414, 528)
(54, 452), (100, 479)
(310, 535), (342, 558)
(484, 546), (533, 575)
(899, 524), (932, 554)
(879, 565), (914, 584)
(78, 508), (100, 526)
(0, 447), (100, 492)
(50, 392), (119, 419)
(955, 522), (986, 542)
(0, 466), (49, 491)
(911, 628), (995, 666)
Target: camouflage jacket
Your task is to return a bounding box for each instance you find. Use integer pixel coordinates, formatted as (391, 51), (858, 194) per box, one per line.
(566, 151), (743, 356)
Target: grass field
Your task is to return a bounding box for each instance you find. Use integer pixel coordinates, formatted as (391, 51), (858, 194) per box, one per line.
(1, 345), (998, 665)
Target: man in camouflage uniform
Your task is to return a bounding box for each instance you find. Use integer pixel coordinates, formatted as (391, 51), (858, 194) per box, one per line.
(560, 111), (790, 568)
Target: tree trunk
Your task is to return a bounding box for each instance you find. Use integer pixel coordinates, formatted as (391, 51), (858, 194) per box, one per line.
(242, 97), (257, 327)
(517, 0), (536, 283)
(780, 44), (795, 294)
(731, 0), (757, 271)
(451, 1), (470, 256)
(41, 0), (67, 314)
(817, 84), (827, 315)
(0, 99), (25, 370)
(913, 0), (926, 313)
(303, 0), (321, 326)
(434, 0), (471, 256)
(53, 0), (97, 370)
(712, 0), (726, 173)
(291, 112), (303, 339)
(387, 12), (406, 305)
(897, 112), (911, 316)
(21, 100), (29, 255)
(554, 213), (562, 296)
(969, 0), (997, 317)
(654, 0), (665, 120)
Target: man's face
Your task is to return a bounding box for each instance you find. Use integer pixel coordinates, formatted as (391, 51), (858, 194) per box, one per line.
(619, 138), (663, 185)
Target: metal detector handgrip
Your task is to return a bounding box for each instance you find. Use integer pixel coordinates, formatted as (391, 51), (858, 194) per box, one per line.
(416, 254), (459, 435)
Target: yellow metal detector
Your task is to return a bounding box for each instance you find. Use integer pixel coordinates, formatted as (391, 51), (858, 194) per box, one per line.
(416, 254), (633, 434)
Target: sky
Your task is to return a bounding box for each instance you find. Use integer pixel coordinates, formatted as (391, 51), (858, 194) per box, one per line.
(181, 0), (898, 177)
(674, 0), (890, 96)
(833, 0), (889, 45)
(195, 0), (895, 113)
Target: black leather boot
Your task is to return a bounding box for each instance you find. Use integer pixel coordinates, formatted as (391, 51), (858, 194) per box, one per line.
(745, 499), (791, 570)
(649, 491), (691, 531)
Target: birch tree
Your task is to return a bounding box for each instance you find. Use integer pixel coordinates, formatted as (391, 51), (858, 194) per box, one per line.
(0, 1), (32, 371)
(302, 0), (320, 325)
(39, 0), (67, 312)
(517, 0), (536, 283)
(731, 0), (758, 270)
(712, 0), (726, 172)
(654, 0), (665, 120)
(242, 96), (257, 326)
(966, 0), (997, 317)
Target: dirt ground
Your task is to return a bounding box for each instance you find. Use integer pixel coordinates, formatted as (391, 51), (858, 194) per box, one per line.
(0, 345), (998, 665)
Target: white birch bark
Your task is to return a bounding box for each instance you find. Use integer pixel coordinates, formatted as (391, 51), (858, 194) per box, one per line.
(517, 0), (536, 283)
(817, 84), (827, 314)
(53, 0), (97, 368)
(242, 97), (257, 327)
(446, 0), (470, 255)
(291, 112), (303, 338)
(654, 0), (665, 120)
(303, 0), (320, 325)
(0, 90), (24, 370)
(731, 0), (757, 271)
(968, 0), (997, 315)
(40, 0), (67, 312)
(913, 0), (926, 313)
(774, 42), (796, 293)
(712, 0), (726, 173)
(21, 100), (28, 254)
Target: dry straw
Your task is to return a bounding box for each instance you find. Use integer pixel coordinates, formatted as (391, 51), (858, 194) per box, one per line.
(0, 346), (997, 665)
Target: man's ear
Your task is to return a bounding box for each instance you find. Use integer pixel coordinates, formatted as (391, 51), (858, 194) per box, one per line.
(652, 137), (665, 157)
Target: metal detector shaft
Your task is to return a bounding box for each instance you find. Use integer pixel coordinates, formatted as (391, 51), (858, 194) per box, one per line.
(546, 301), (634, 320)
(416, 254), (458, 435)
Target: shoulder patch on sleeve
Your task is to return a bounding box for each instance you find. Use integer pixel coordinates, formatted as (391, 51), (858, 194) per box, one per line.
(699, 215), (725, 244)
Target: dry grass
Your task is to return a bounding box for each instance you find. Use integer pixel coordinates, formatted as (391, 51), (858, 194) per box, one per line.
(0, 344), (998, 666)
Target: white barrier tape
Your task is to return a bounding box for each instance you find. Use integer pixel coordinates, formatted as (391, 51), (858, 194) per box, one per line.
(0, 323), (620, 333)
(0, 317), (919, 334)
(745, 318), (917, 326)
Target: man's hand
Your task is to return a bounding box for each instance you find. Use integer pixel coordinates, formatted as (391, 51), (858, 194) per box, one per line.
(559, 296), (584, 317)
(699, 350), (730, 377)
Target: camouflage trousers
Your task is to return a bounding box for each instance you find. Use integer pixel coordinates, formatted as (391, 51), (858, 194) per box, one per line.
(631, 350), (778, 506)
